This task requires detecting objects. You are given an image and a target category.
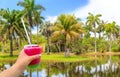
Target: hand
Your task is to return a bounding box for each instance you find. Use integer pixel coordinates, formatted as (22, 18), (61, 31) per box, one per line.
(0, 49), (41, 77)
(14, 49), (41, 72)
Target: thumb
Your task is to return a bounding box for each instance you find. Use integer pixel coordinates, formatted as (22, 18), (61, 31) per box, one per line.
(29, 54), (41, 61)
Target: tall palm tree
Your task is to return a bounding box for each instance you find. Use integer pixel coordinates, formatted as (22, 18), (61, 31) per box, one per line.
(0, 17), (6, 52)
(104, 21), (119, 52)
(86, 12), (102, 52)
(17, 0), (45, 43)
(83, 25), (91, 38)
(0, 35), (5, 53)
(33, 11), (44, 44)
(51, 14), (83, 57)
(0, 9), (26, 56)
(97, 20), (105, 39)
(40, 21), (53, 54)
(112, 24), (120, 40)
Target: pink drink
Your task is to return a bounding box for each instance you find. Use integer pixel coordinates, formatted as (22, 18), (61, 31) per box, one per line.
(24, 45), (42, 69)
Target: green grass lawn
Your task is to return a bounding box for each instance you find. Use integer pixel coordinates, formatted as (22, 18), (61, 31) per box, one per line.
(0, 52), (93, 63)
(41, 53), (92, 62)
(1, 51), (120, 63)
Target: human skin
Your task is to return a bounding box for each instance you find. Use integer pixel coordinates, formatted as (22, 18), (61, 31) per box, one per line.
(0, 50), (41, 77)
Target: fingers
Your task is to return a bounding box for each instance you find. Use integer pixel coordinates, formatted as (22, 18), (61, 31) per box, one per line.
(29, 54), (41, 60)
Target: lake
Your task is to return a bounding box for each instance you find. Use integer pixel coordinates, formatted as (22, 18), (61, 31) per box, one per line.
(0, 55), (120, 77)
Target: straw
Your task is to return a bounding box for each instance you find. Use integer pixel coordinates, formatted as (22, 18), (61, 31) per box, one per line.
(21, 17), (31, 44)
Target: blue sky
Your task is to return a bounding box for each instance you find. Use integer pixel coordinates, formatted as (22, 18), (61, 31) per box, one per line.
(0, 0), (120, 23)
(38, 0), (89, 16)
(1, 0), (120, 34)
(0, 0), (89, 18)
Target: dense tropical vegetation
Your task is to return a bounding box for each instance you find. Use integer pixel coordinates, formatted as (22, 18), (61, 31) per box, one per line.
(0, 0), (120, 58)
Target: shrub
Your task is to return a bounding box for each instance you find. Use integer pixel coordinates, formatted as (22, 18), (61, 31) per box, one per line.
(112, 43), (119, 52)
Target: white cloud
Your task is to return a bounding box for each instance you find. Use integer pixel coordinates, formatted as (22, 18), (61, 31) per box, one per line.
(73, 0), (120, 25)
(45, 0), (120, 25)
(45, 16), (57, 23)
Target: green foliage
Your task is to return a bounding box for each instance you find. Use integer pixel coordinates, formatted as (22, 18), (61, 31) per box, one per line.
(32, 34), (46, 44)
(112, 42), (120, 52)
(82, 37), (94, 52)
(80, 37), (109, 53)
(48, 44), (57, 53)
(71, 39), (83, 54)
(97, 38), (108, 52)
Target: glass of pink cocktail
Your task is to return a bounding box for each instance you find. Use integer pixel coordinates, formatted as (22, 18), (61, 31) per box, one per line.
(24, 45), (42, 69)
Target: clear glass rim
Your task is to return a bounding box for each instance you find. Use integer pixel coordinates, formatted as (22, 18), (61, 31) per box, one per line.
(24, 44), (38, 47)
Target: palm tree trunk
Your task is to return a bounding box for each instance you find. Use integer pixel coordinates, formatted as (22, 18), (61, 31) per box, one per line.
(66, 48), (70, 56)
(99, 33), (101, 39)
(64, 38), (70, 57)
(36, 25), (39, 44)
(55, 43), (60, 52)
(10, 34), (13, 57)
(109, 34), (112, 52)
(47, 37), (51, 54)
(2, 41), (4, 53)
(30, 27), (32, 44)
(95, 32), (97, 52)
(64, 39), (67, 57)
(94, 25), (97, 52)
(18, 37), (20, 51)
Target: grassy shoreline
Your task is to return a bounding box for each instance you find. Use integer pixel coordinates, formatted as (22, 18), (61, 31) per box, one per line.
(41, 53), (94, 62)
(0, 52), (120, 63)
(0, 52), (94, 63)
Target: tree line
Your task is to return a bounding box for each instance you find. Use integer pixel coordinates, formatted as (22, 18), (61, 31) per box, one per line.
(0, 0), (120, 57)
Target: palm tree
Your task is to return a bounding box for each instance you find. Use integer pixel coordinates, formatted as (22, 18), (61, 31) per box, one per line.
(86, 12), (102, 52)
(104, 21), (119, 52)
(0, 9), (26, 56)
(97, 20), (105, 39)
(17, 0), (45, 43)
(33, 11), (44, 44)
(0, 17), (6, 53)
(51, 14), (83, 57)
(83, 25), (91, 38)
(112, 24), (120, 40)
(40, 21), (53, 54)
(0, 35), (5, 53)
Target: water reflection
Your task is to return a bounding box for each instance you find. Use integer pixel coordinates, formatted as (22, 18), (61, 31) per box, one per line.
(1, 55), (120, 77)
(75, 56), (119, 77)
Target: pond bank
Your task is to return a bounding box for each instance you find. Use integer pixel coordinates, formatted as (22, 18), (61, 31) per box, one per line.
(82, 52), (120, 56)
(0, 52), (120, 63)
(0, 52), (93, 63)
